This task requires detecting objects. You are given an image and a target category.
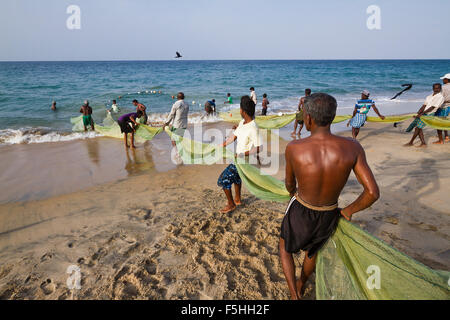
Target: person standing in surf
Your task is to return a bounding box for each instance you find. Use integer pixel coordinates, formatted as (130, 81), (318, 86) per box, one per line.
(224, 93), (233, 104)
(292, 88), (311, 136)
(250, 87), (257, 106)
(261, 93), (269, 116)
(80, 100), (95, 132)
(133, 99), (148, 124)
(280, 93), (380, 299)
(348, 90), (385, 139)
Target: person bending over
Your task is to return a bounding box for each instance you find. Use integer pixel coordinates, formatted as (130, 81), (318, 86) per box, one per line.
(117, 110), (143, 149)
(404, 83), (444, 148)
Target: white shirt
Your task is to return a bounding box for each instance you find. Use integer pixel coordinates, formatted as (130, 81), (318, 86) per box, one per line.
(111, 104), (119, 112)
(441, 83), (450, 107)
(424, 92), (444, 113)
(250, 91), (257, 105)
(167, 100), (189, 129)
(234, 119), (262, 154)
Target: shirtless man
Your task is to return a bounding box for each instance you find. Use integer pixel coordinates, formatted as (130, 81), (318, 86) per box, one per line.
(79, 100), (94, 132)
(279, 93), (380, 300)
(133, 99), (147, 124)
(292, 88), (311, 136)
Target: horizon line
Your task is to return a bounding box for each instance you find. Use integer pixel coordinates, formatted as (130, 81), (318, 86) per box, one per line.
(1, 58), (450, 63)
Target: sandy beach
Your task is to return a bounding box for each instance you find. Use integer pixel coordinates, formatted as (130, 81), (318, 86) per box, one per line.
(0, 121), (449, 300)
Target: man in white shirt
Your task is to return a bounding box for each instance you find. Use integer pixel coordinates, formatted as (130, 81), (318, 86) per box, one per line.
(218, 95), (262, 213)
(163, 92), (189, 135)
(250, 87), (257, 106)
(404, 83), (444, 148)
(433, 73), (450, 144)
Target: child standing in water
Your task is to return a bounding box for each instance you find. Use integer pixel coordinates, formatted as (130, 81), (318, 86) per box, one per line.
(218, 96), (262, 213)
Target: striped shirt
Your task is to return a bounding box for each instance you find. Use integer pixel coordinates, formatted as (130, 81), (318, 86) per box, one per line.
(355, 99), (375, 114)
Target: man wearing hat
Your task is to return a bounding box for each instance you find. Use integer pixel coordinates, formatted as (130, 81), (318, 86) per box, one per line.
(79, 100), (95, 132)
(348, 90), (385, 139)
(432, 73), (450, 144)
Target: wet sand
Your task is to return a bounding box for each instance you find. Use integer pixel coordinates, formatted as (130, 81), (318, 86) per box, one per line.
(0, 121), (449, 300)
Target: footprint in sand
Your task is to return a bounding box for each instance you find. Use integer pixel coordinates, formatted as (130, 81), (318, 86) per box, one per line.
(408, 222), (438, 232)
(40, 252), (53, 262)
(40, 278), (55, 295)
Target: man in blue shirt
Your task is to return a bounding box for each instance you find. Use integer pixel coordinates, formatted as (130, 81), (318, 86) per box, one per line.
(348, 90), (385, 139)
(205, 99), (216, 115)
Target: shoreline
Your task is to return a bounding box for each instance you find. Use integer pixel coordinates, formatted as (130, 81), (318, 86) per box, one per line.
(0, 121), (449, 299)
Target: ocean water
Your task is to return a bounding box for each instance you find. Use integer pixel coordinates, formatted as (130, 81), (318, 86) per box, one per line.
(0, 60), (449, 144)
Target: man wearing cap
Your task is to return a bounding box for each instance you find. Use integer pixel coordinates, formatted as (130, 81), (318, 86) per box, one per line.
(348, 90), (385, 139)
(79, 100), (94, 132)
(432, 73), (450, 144)
(405, 83), (444, 148)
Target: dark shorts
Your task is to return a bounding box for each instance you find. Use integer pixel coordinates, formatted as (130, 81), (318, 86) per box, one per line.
(217, 164), (242, 190)
(118, 120), (134, 134)
(280, 196), (341, 258)
(262, 107), (267, 116)
(141, 113), (148, 124)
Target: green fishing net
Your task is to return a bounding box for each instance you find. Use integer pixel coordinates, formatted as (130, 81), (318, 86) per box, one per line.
(167, 129), (450, 300)
(220, 110), (450, 130)
(72, 113), (163, 141)
(70, 112), (450, 299)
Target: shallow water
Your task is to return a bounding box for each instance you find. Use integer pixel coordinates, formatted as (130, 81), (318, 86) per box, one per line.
(0, 59), (449, 144)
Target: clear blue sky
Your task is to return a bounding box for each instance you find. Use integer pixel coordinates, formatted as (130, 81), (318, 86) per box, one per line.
(1, 0), (449, 61)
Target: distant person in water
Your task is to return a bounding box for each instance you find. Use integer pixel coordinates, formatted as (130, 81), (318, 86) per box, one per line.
(262, 93), (269, 116)
(432, 74), (450, 144)
(250, 87), (257, 106)
(109, 99), (119, 113)
(292, 89), (311, 136)
(348, 90), (385, 139)
(80, 100), (94, 132)
(224, 93), (233, 104)
(218, 96), (262, 214)
(117, 110), (143, 149)
(280, 93), (380, 300)
(51, 101), (56, 111)
(132, 99), (147, 124)
(404, 83), (444, 148)
(205, 99), (216, 114)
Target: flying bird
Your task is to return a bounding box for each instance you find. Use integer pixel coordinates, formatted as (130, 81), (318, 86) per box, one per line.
(391, 83), (413, 100)
(175, 51), (182, 59)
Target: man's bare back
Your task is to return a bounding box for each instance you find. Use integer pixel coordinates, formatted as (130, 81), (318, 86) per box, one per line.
(280, 93), (379, 300)
(80, 105), (92, 115)
(285, 133), (365, 207)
